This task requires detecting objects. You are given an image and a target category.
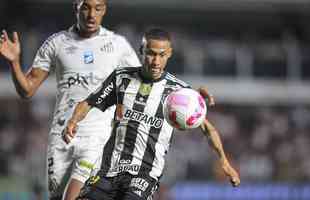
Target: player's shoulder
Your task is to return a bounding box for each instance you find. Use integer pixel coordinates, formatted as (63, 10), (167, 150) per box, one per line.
(44, 29), (69, 43)
(165, 72), (191, 88)
(99, 27), (130, 45)
(37, 30), (68, 51)
(114, 66), (141, 76)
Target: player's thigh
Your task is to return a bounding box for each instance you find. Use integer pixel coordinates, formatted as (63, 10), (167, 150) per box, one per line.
(77, 175), (116, 200)
(47, 138), (74, 197)
(71, 136), (105, 183)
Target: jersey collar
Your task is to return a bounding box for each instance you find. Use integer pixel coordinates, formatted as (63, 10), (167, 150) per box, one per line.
(70, 25), (108, 38)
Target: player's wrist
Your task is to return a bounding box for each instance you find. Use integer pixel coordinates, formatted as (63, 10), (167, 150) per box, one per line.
(11, 58), (21, 68)
(68, 118), (78, 125)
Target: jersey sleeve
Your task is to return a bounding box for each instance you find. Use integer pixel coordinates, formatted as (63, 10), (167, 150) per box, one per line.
(117, 36), (141, 68)
(86, 70), (117, 112)
(32, 34), (57, 72)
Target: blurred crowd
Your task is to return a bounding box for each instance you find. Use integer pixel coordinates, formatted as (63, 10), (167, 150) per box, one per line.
(0, 97), (309, 196)
(1, 22), (310, 80)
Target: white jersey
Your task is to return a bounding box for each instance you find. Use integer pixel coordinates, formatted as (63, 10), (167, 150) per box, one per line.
(33, 26), (141, 137)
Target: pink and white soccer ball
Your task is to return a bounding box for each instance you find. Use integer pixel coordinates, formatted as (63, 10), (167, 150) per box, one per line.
(163, 88), (207, 130)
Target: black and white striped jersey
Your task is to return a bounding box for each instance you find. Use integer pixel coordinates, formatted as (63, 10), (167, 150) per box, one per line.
(86, 67), (190, 180)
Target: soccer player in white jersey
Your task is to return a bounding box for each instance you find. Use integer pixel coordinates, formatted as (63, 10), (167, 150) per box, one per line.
(0, 0), (140, 200)
(63, 28), (240, 200)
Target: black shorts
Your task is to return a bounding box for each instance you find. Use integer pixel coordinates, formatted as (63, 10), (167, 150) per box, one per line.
(77, 173), (159, 200)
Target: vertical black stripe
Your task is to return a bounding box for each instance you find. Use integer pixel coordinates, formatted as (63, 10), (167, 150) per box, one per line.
(100, 125), (118, 175)
(117, 78), (131, 104)
(119, 82), (153, 163)
(139, 86), (170, 176)
(100, 75), (132, 176)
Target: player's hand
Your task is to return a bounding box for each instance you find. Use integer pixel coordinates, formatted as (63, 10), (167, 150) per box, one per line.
(198, 86), (215, 107)
(63, 119), (78, 144)
(221, 159), (240, 187)
(0, 30), (21, 63)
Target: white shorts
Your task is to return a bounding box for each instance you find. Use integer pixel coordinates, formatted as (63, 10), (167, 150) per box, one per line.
(46, 132), (110, 198)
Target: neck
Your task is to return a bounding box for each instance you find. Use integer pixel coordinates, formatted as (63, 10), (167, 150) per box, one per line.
(76, 25), (100, 38)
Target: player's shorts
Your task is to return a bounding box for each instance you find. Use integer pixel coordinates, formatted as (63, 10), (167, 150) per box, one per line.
(77, 172), (159, 200)
(47, 133), (108, 198)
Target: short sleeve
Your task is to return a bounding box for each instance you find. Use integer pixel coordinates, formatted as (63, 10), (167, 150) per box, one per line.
(86, 70), (117, 111)
(32, 34), (57, 72)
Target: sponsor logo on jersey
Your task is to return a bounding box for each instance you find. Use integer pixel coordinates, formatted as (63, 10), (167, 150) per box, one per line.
(65, 46), (78, 54)
(67, 73), (89, 87)
(84, 51), (94, 64)
(65, 73), (105, 88)
(124, 109), (163, 128)
(119, 159), (132, 164)
(130, 178), (149, 192)
(96, 82), (114, 104)
(111, 164), (140, 173)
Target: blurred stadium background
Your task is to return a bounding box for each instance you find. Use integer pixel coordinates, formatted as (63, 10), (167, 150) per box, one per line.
(1, 0), (310, 199)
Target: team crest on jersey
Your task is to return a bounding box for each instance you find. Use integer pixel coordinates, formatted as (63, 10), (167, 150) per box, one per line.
(84, 51), (94, 64)
(100, 41), (114, 53)
(139, 84), (152, 96)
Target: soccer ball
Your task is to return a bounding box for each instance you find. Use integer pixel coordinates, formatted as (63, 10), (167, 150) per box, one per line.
(163, 88), (207, 130)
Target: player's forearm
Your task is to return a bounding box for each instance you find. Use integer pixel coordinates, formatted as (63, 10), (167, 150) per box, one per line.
(70, 101), (92, 124)
(10, 60), (34, 99)
(201, 119), (228, 163)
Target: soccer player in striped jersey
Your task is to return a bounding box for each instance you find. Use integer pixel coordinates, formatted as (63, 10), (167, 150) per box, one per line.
(64, 28), (240, 200)
(0, 1), (140, 200)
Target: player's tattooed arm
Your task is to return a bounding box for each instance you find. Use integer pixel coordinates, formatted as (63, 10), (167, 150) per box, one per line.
(63, 101), (91, 143)
(200, 119), (240, 187)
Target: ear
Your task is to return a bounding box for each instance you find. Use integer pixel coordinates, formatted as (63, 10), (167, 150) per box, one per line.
(102, 4), (107, 16)
(167, 47), (173, 58)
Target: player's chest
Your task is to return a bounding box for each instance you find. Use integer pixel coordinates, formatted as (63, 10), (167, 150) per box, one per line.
(119, 79), (173, 112)
(57, 40), (120, 71)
